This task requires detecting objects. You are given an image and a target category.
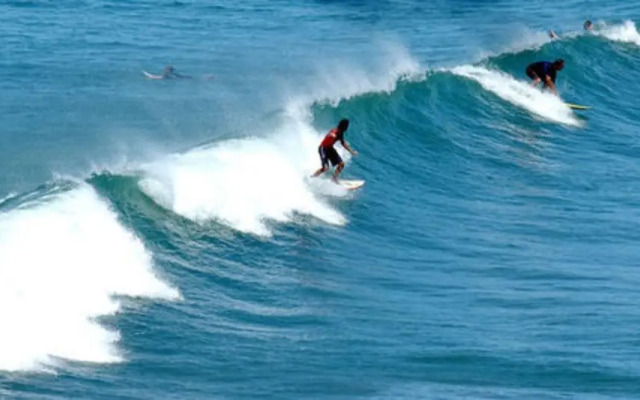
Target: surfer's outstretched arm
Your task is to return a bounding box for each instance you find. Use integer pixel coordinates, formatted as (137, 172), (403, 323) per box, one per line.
(340, 139), (358, 156)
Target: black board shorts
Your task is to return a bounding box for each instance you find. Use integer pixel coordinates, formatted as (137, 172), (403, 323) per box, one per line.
(319, 146), (342, 168)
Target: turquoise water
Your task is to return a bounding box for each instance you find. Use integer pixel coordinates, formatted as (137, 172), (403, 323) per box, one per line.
(2, 1), (640, 399)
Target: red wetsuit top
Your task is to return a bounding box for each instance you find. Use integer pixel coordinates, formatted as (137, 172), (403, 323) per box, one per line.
(320, 129), (343, 148)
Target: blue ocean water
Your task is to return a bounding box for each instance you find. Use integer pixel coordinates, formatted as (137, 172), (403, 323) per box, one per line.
(2, 1), (640, 398)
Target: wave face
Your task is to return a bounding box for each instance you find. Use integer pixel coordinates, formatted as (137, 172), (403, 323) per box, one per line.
(2, 1), (640, 399)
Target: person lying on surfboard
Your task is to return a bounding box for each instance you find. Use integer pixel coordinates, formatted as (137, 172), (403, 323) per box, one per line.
(526, 59), (564, 95)
(144, 65), (192, 80)
(311, 118), (358, 183)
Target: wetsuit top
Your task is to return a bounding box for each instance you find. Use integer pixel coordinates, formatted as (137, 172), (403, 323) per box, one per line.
(320, 129), (344, 148)
(529, 61), (557, 83)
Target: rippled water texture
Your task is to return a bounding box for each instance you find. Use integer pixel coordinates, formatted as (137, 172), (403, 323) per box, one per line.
(1, 1), (640, 399)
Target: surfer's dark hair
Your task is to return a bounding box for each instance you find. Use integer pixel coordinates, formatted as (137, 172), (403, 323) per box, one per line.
(554, 59), (565, 67)
(337, 119), (350, 131)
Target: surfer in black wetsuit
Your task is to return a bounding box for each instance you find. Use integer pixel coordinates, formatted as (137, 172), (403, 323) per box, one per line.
(526, 59), (564, 95)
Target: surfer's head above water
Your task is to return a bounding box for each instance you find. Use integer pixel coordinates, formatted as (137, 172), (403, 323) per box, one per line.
(584, 20), (593, 30)
(162, 65), (176, 77)
(337, 118), (350, 133)
(155, 65), (192, 80)
(553, 59), (565, 70)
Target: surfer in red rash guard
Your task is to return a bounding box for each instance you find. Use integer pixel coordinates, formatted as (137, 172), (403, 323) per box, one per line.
(311, 119), (358, 183)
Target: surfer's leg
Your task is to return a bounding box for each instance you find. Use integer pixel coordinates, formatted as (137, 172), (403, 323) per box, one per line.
(326, 147), (343, 182)
(526, 67), (540, 86)
(312, 166), (328, 177)
(332, 162), (344, 183)
(312, 147), (330, 177)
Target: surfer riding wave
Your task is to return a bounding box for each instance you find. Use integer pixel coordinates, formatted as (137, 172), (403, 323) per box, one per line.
(526, 59), (564, 95)
(311, 119), (358, 183)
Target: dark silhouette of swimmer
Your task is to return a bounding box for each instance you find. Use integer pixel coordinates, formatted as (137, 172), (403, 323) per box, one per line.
(526, 59), (565, 95)
(143, 65), (192, 80)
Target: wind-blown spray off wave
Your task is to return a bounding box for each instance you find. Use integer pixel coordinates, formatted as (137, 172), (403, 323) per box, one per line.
(451, 65), (581, 126)
(303, 43), (424, 107)
(598, 20), (640, 46)
(0, 185), (179, 373)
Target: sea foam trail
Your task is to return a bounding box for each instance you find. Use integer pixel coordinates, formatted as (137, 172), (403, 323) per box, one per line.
(598, 20), (640, 46)
(0, 185), (179, 373)
(451, 65), (581, 126)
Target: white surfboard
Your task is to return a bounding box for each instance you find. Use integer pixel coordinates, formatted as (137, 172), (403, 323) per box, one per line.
(142, 70), (163, 79)
(339, 179), (365, 190)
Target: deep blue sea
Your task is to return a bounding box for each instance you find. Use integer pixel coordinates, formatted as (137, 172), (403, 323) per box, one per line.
(2, 1), (640, 399)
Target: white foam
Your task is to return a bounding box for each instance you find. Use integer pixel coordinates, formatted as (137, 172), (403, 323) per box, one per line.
(451, 65), (581, 126)
(0, 185), (179, 373)
(0, 192), (16, 206)
(598, 20), (640, 46)
(139, 115), (348, 236)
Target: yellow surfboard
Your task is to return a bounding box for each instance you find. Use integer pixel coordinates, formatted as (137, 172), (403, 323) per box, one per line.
(566, 103), (590, 110)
